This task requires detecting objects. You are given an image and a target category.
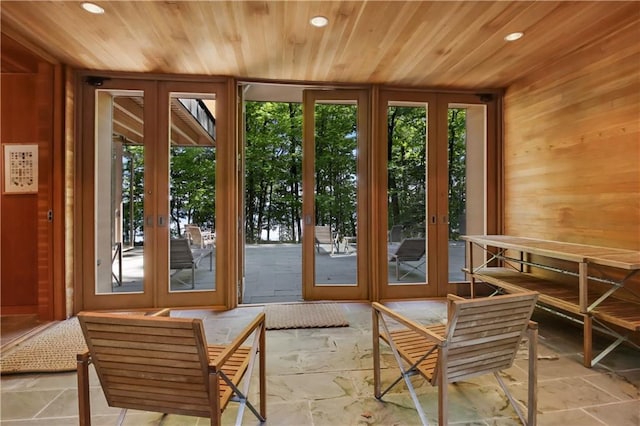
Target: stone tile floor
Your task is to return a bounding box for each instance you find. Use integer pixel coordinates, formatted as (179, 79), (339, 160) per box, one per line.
(1, 301), (638, 425)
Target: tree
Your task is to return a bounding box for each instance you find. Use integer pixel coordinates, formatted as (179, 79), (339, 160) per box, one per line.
(448, 109), (467, 239)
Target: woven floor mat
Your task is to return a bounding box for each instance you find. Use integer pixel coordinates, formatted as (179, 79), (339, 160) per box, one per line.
(265, 303), (349, 330)
(1, 317), (86, 375)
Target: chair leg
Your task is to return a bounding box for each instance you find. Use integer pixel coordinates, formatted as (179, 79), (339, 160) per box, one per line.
(115, 409), (127, 426)
(527, 323), (538, 426)
(209, 372), (222, 426)
(77, 353), (91, 426)
(398, 260), (425, 280)
(438, 346), (448, 426)
(191, 264), (196, 289)
(259, 320), (267, 420)
(372, 309), (381, 398)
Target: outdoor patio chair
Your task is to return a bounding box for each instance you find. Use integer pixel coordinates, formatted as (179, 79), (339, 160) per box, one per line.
(186, 224), (215, 248)
(388, 238), (426, 280)
(389, 224), (403, 243)
(170, 238), (213, 288)
(314, 225), (339, 255)
(372, 291), (539, 426)
(77, 309), (266, 426)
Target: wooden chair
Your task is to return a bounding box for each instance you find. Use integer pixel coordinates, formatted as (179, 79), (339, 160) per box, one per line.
(388, 224), (403, 243)
(314, 225), (339, 254)
(170, 238), (213, 288)
(186, 224), (215, 248)
(388, 238), (426, 280)
(372, 292), (539, 425)
(77, 309), (266, 426)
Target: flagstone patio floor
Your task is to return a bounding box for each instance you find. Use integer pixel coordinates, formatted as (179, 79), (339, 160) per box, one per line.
(1, 301), (638, 425)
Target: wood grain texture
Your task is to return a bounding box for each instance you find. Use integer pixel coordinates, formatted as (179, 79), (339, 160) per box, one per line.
(78, 311), (266, 423)
(504, 22), (640, 250)
(1, 2), (638, 89)
(1, 73), (39, 309)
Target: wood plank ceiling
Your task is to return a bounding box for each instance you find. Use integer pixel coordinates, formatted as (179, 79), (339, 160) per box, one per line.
(1, 1), (638, 89)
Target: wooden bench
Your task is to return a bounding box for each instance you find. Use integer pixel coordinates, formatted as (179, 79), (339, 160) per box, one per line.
(462, 235), (640, 367)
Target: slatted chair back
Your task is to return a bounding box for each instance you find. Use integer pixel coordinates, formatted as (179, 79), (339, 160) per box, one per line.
(314, 225), (338, 254)
(388, 238), (427, 280)
(186, 224), (215, 248)
(372, 291), (539, 426)
(391, 238), (426, 261)
(77, 310), (266, 426)
(170, 238), (195, 270)
(78, 312), (212, 418)
(438, 292), (538, 384)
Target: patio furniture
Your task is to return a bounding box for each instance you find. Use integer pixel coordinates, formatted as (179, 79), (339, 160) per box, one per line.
(186, 224), (215, 248)
(314, 225), (339, 255)
(343, 235), (357, 254)
(77, 309), (266, 426)
(372, 291), (539, 426)
(388, 238), (426, 280)
(389, 225), (403, 243)
(170, 238), (213, 288)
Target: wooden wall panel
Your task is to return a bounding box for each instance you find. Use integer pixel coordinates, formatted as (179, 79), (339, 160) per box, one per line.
(503, 21), (639, 251)
(1, 35), (58, 319)
(1, 74), (39, 310)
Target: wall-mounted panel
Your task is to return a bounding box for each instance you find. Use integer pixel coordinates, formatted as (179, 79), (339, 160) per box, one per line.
(504, 22), (639, 250)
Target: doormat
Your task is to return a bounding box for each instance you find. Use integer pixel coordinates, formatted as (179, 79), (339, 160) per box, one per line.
(265, 303), (349, 330)
(1, 317), (87, 375)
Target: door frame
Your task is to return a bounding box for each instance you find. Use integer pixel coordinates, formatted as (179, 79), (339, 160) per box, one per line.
(302, 89), (370, 301)
(75, 74), (234, 311)
(375, 90), (440, 300)
(155, 80), (229, 308)
(374, 90), (500, 300)
(78, 78), (156, 310)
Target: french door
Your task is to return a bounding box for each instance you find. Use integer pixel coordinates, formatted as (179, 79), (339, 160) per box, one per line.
(302, 90), (369, 300)
(80, 77), (228, 310)
(376, 91), (496, 300)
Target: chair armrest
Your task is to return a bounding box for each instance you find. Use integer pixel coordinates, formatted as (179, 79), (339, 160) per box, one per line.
(147, 308), (171, 317)
(446, 294), (465, 319)
(372, 302), (445, 344)
(209, 312), (266, 369)
(447, 294), (465, 302)
(76, 351), (91, 363)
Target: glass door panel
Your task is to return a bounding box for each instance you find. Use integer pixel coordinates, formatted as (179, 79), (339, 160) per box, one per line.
(377, 92), (438, 300)
(156, 82), (226, 308)
(313, 101), (358, 285)
(96, 91), (146, 295)
(168, 95), (217, 292)
(386, 104), (428, 284)
(448, 103), (487, 282)
(303, 90), (368, 301)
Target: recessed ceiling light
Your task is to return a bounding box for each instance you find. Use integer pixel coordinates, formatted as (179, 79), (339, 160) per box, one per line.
(504, 32), (524, 42)
(81, 2), (105, 14)
(310, 16), (329, 28)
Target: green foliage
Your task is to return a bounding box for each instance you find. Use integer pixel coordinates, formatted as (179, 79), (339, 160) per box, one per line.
(245, 102), (302, 243)
(314, 104), (357, 238)
(387, 107), (427, 235)
(121, 145), (144, 245)
(243, 102), (468, 244)
(448, 109), (467, 239)
(170, 146), (216, 237)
